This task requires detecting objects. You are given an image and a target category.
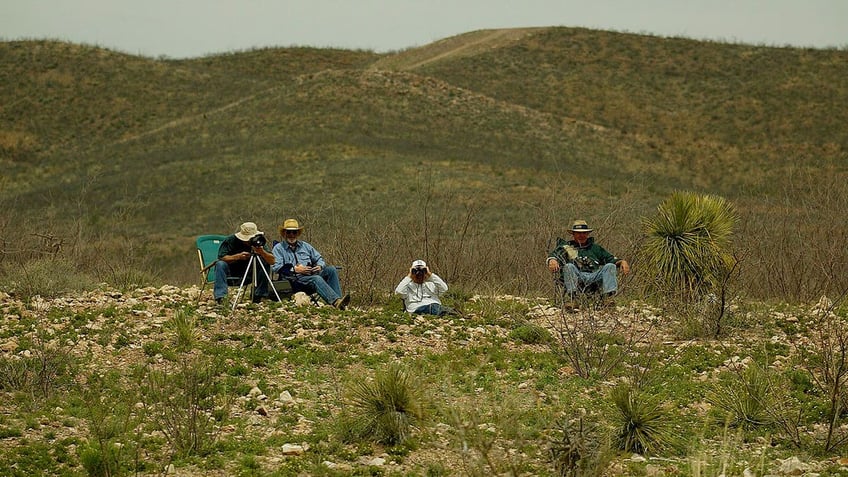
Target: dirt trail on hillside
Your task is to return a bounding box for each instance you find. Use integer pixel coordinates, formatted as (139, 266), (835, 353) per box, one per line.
(113, 86), (279, 145)
(369, 27), (545, 71)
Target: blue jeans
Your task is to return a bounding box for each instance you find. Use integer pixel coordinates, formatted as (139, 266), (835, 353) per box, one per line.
(413, 303), (443, 315)
(561, 263), (618, 295)
(293, 265), (342, 304)
(214, 258), (271, 299)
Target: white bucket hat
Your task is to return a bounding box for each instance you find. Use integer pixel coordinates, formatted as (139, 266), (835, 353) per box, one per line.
(235, 222), (262, 241)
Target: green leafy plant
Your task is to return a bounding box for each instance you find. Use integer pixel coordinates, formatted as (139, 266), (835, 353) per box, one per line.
(347, 363), (425, 445)
(509, 321), (552, 345)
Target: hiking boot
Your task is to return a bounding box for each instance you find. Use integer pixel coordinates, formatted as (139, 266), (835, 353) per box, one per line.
(333, 293), (351, 310)
(252, 295), (266, 304)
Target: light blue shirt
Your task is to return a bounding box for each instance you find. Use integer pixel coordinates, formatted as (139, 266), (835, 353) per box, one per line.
(271, 240), (326, 275)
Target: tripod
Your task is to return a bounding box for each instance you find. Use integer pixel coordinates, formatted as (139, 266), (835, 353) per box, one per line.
(231, 251), (282, 313)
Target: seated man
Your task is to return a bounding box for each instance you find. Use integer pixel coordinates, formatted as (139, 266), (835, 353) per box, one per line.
(214, 222), (276, 304)
(546, 219), (630, 301)
(271, 218), (350, 310)
(395, 259), (449, 315)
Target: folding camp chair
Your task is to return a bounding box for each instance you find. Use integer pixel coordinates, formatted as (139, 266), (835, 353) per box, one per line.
(196, 234), (230, 301)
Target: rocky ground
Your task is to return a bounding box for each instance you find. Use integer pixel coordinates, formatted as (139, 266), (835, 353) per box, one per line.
(0, 285), (845, 476)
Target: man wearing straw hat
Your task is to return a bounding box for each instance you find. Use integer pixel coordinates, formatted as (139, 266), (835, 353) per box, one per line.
(271, 218), (350, 309)
(546, 219), (630, 303)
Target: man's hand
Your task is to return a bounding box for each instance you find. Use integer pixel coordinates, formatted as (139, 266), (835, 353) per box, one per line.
(238, 251), (250, 260)
(547, 259), (560, 273)
(618, 260), (630, 275)
(294, 264), (318, 275)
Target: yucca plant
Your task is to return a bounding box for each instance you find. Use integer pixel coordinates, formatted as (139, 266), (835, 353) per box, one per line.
(642, 191), (738, 300)
(611, 385), (671, 455)
(708, 363), (774, 430)
(347, 363), (425, 445)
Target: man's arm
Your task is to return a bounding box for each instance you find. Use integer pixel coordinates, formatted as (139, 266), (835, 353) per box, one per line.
(395, 276), (412, 296)
(255, 245), (275, 266)
(429, 273), (448, 294)
(218, 236), (249, 264)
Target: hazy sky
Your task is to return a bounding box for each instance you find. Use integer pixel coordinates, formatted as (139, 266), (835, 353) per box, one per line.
(3, 0), (846, 58)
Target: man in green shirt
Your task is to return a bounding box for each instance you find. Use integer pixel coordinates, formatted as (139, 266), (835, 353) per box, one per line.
(546, 219), (630, 299)
(214, 222), (276, 304)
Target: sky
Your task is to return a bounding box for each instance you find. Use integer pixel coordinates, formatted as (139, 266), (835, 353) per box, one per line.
(2, 0), (846, 59)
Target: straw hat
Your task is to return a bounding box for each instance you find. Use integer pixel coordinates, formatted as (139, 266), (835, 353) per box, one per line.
(279, 218), (304, 236)
(569, 220), (593, 233)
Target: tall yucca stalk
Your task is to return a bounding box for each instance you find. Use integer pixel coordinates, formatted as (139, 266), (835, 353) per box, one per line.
(642, 192), (737, 299)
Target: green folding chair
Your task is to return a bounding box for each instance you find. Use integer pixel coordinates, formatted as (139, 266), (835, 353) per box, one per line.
(196, 234), (294, 303)
(196, 234), (229, 300)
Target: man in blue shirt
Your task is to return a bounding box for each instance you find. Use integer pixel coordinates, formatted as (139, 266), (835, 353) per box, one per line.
(271, 219), (350, 309)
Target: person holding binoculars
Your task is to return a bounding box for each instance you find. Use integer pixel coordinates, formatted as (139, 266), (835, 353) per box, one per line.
(394, 259), (449, 315)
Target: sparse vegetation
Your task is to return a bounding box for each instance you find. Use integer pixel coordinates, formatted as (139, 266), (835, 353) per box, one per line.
(0, 26), (846, 476)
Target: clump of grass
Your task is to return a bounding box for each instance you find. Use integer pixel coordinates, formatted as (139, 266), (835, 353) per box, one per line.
(611, 385), (672, 455)
(166, 307), (197, 352)
(510, 321), (552, 345)
(346, 363), (425, 445)
(0, 338), (77, 400)
(0, 257), (97, 300)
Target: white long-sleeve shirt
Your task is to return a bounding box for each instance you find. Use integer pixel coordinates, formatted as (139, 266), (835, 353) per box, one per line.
(394, 274), (448, 312)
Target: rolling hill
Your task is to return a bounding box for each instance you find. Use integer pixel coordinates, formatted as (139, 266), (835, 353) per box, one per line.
(1, 27), (846, 300)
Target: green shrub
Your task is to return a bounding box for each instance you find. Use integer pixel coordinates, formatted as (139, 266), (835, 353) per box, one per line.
(141, 356), (230, 457)
(166, 307), (197, 352)
(347, 363), (425, 445)
(510, 322), (552, 345)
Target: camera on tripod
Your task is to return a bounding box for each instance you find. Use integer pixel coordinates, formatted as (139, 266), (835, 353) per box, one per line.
(249, 233), (267, 247)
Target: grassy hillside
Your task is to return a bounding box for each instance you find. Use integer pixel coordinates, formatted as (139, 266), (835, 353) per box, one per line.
(0, 28), (846, 301)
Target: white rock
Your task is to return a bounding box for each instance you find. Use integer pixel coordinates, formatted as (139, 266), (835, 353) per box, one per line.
(282, 443), (304, 455)
(248, 386), (263, 397)
(777, 456), (809, 475)
(278, 390), (294, 403)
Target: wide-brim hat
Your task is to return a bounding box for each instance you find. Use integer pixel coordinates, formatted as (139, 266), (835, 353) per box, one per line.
(569, 220), (593, 233)
(235, 222), (262, 241)
(282, 219), (304, 231)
